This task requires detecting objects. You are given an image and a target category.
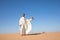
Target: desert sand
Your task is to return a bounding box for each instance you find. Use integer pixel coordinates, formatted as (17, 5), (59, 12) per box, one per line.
(0, 32), (60, 40)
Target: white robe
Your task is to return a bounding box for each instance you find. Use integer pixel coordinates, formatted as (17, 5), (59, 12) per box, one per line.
(19, 17), (32, 34)
(26, 19), (32, 34)
(19, 17), (26, 34)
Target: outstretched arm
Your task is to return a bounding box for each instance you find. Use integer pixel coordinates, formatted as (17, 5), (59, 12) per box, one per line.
(29, 17), (34, 21)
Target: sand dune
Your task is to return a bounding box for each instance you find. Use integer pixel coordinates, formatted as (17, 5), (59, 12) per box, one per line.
(0, 32), (60, 40)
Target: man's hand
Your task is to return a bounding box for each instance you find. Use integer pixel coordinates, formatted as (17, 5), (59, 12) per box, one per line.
(30, 16), (34, 20)
(32, 17), (34, 20)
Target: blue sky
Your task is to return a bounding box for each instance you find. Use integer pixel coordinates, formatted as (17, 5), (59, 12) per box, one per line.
(0, 0), (60, 34)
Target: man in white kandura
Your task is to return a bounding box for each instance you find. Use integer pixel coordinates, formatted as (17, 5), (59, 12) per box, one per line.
(25, 17), (33, 34)
(19, 13), (33, 35)
(19, 13), (26, 35)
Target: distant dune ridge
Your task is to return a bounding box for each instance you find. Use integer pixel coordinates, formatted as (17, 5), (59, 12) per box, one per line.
(0, 32), (60, 40)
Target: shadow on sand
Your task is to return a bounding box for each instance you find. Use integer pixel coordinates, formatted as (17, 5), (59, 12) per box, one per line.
(22, 32), (45, 36)
(27, 33), (41, 35)
(21, 32), (45, 36)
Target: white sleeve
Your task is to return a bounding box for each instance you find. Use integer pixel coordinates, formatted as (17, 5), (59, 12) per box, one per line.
(29, 18), (32, 22)
(19, 17), (25, 26)
(19, 18), (22, 26)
